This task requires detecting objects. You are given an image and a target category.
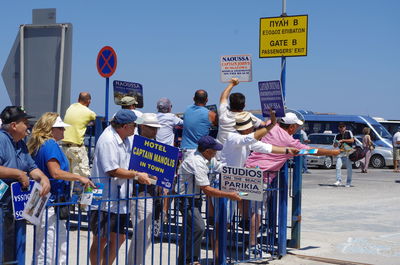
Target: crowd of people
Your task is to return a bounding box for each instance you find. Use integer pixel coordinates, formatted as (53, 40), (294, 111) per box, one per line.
(5, 78), (388, 264)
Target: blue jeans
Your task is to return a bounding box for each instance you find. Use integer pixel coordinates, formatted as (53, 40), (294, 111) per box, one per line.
(336, 155), (352, 185)
(302, 155), (308, 172)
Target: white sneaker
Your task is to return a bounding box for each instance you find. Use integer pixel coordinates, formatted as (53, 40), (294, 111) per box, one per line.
(153, 219), (161, 237)
(334, 181), (342, 186)
(246, 245), (271, 258)
(345, 184), (351, 188)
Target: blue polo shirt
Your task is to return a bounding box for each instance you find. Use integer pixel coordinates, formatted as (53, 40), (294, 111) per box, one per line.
(181, 105), (211, 149)
(0, 129), (37, 185)
(32, 139), (70, 199)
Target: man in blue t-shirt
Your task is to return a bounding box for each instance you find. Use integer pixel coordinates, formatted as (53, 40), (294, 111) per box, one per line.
(181, 90), (218, 158)
(0, 106), (50, 263)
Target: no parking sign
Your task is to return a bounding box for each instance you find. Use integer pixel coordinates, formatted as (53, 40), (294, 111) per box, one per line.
(97, 46), (117, 78)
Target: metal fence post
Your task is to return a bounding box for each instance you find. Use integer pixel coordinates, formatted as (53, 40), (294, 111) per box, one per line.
(289, 155), (302, 248)
(278, 164), (288, 256)
(217, 197), (227, 265)
(15, 220), (26, 265)
(0, 206), (3, 262)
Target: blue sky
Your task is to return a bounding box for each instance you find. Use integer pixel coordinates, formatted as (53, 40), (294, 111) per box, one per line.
(1, 0), (399, 119)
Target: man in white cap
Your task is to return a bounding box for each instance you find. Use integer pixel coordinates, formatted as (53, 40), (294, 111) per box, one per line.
(128, 113), (161, 265)
(244, 112), (340, 256)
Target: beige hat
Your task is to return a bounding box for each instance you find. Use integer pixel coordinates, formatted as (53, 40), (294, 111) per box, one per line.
(234, 111), (254, 131)
(120, 96), (138, 106)
(141, 113), (161, 128)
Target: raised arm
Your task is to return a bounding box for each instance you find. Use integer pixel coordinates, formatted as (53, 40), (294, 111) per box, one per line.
(219, 78), (239, 104)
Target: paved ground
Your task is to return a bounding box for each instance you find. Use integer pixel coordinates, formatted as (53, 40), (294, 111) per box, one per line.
(24, 168), (400, 264)
(265, 167), (400, 265)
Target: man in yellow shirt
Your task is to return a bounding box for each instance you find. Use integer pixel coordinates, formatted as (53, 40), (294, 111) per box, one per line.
(62, 92), (96, 180)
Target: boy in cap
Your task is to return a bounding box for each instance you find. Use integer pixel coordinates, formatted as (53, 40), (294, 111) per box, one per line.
(89, 109), (153, 265)
(0, 106), (51, 263)
(177, 135), (241, 265)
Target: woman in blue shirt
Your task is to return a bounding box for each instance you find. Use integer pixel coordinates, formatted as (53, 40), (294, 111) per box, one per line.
(27, 112), (94, 265)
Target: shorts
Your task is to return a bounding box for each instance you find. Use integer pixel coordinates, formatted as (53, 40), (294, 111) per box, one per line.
(393, 148), (400, 161)
(250, 184), (272, 216)
(89, 210), (129, 236)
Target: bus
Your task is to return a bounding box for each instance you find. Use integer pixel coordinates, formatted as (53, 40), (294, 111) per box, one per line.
(298, 111), (393, 149)
(373, 117), (400, 136)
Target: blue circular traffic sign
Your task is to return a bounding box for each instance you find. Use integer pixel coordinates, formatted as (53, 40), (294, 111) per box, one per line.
(96, 46), (117, 78)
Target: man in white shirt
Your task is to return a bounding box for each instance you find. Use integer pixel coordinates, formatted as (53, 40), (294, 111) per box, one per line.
(155, 98), (183, 146)
(393, 126), (400, 172)
(216, 78), (265, 145)
(177, 136), (242, 265)
(220, 111), (299, 256)
(89, 109), (152, 265)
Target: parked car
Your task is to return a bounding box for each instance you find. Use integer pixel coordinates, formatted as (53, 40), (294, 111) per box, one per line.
(307, 133), (393, 169)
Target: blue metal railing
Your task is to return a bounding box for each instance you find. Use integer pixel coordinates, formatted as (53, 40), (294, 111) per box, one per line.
(0, 170), (296, 264)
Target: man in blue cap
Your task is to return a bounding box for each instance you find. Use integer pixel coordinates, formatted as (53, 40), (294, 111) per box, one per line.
(89, 109), (153, 265)
(176, 135), (242, 265)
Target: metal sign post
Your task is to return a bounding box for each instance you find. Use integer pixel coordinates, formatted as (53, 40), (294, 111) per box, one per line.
(258, 0), (308, 254)
(96, 46), (117, 122)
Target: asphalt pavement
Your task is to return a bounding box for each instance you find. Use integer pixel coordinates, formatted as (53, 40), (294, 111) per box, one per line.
(264, 167), (400, 265)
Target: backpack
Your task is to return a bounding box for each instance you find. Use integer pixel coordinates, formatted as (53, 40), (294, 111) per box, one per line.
(349, 146), (367, 162)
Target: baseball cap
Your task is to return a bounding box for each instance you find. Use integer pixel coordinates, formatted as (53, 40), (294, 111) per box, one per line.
(113, 109), (143, 124)
(0, 106), (34, 124)
(120, 96), (138, 106)
(157, 98), (172, 113)
(141, 113), (161, 128)
(280, 112), (303, 125)
(198, 136), (223, 151)
(234, 111), (254, 131)
(52, 116), (70, 128)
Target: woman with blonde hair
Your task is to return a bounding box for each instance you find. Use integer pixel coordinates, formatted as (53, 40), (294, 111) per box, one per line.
(28, 112), (95, 265)
(361, 127), (374, 173)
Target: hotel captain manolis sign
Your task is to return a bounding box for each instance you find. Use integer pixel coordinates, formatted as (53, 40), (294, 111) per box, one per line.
(259, 15), (308, 58)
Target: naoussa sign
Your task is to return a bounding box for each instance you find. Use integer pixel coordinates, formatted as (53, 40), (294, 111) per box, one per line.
(220, 54), (252, 82)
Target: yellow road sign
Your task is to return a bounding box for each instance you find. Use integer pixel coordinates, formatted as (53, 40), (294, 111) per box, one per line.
(259, 15), (308, 58)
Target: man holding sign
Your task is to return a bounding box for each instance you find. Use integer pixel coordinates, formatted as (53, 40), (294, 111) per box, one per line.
(176, 136), (242, 265)
(0, 106), (50, 263)
(89, 110), (152, 265)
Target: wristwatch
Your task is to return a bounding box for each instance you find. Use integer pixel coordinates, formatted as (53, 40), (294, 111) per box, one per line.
(285, 148), (289, 154)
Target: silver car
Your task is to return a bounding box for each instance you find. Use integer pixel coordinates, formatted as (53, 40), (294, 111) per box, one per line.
(306, 133), (393, 169)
